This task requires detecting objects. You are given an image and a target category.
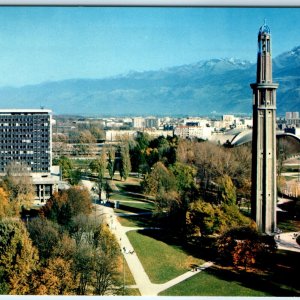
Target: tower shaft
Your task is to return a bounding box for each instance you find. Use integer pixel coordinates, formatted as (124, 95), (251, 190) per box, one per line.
(250, 23), (278, 234)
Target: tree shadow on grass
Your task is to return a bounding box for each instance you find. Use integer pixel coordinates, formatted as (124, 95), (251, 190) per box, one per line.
(136, 229), (300, 296)
(205, 265), (299, 296)
(116, 183), (142, 194)
(135, 228), (214, 261)
(119, 214), (156, 228)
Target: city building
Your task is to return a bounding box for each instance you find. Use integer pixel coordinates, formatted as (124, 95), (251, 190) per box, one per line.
(144, 117), (160, 129)
(250, 22), (278, 234)
(0, 109), (59, 205)
(285, 111), (300, 127)
(105, 130), (137, 142)
(132, 117), (145, 129)
(174, 124), (212, 140)
(222, 114), (235, 128)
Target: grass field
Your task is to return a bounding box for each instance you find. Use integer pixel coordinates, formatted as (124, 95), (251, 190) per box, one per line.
(159, 268), (272, 296)
(117, 214), (155, 227)
(127, 230), (204, 283)
(113, 174), (300, 296)
(277, 218), (300, 232)
(118, 200), (154, 211)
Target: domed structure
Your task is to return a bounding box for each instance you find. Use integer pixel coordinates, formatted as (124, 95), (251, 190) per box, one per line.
(259, 20), (271, 35)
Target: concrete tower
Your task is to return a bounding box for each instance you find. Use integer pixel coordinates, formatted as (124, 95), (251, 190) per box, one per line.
(250, 21), (278, 235)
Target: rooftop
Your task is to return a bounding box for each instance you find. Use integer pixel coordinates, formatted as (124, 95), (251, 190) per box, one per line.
(0, 108), (52, 114)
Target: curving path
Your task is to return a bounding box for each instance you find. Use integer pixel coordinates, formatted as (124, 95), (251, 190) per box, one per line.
(98, 204), (212, 296)
(82, 179), (213, 295)
(275, 232), (300, 253)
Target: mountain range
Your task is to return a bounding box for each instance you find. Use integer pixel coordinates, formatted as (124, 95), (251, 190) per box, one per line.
(0, 46), (300, 116)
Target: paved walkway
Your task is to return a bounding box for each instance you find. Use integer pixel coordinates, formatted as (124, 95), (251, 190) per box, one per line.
(82, 179), (214, 295)
(96, 204), (212, 296)
(276, 232), (300, 253)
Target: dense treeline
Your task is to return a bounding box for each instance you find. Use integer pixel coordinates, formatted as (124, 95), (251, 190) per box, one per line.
(129, 133), (253, 236)
(129, 133), (276, 270)
(0, 176), (122, 295)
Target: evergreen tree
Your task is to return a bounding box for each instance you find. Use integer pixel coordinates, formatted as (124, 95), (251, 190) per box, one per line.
(119, 145), (131, 181)
(107, 148), (115, 180)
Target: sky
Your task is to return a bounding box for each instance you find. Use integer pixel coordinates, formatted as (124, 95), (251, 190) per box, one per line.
(0, 7), (300, 87)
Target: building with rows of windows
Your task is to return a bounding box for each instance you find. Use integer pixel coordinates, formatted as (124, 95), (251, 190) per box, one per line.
(0, 109), (59, 205)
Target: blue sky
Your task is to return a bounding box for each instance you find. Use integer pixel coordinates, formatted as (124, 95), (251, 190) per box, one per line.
(0, 7), (299, 87)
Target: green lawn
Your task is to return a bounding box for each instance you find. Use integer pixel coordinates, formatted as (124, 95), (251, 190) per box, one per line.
(118, 200), (154, 211)
(125, 288), (140, 296)
(126, 230), (204, 283)
(159, 269), (271, 296)
(117, 215), (154, 228)
(110, 193), (143, 202)
(284, 176), (298, 181)
(277, 218), (300, 232)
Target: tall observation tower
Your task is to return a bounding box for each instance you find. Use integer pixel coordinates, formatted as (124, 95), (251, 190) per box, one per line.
(250, 21), (278, 235)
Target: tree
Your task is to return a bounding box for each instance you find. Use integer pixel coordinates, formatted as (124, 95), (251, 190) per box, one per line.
(90, 125), (105, 141)
(52, 233), (76, 261)
(66, 186), (92, 217)
(73, 243), (94, 295)
(135, 132), (151, 149)
(40, 186), (92, 228)
(69, 168), (82, 185)
(186, 200), (218, 237)
(89, 151), (107, 177)
(184, 141), (251, 199)
(170, 162), (197, 196)
(53, 156), (74, 180)
(30, 257), (75, 295)
(2, 161), (35, 210)
(92, 225), (120, 295)
(107, 148), (115, 180)
(0, 219), (39, 294)
(0, 187), (13, 218)
(79, 130), (96, 144)
(217, 175), (237, 205)
(90, 151), (107, 201)
(69, 213), (100, 246)
(119, 145), (131, 181)
(186, 200), (252, 237)
(217, 226), (276, 270)
(27, 218), (60, 261)
(176, 139), (196, 164)
(69, 218), (121, 295)
(142, 161), (176, 197)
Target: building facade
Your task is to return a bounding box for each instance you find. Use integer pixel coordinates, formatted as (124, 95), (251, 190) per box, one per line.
(250, 22), (278, 234)
(285, 111), (300, 127)
(0, 109), (52, 173)
(145, 117), (160, 129)
(0, 109), (58, 205)
(132, 117), (145, 129)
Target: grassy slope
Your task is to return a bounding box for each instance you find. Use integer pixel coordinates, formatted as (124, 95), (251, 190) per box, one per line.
(127, 230), (204, 284)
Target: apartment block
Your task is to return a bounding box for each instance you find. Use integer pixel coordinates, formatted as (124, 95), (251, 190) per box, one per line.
(0, 109), (59, 205)
(0, 109), (52, 173)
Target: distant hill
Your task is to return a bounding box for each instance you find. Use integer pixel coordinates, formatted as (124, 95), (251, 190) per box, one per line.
(0, 46), (299, 116)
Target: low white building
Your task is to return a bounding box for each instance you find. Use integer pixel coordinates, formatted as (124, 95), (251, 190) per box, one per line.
(174, 125), (212, 140)
(105, 130), (136, 142)
(143, 128), (173, 138)
(32, 165), (60, 206)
